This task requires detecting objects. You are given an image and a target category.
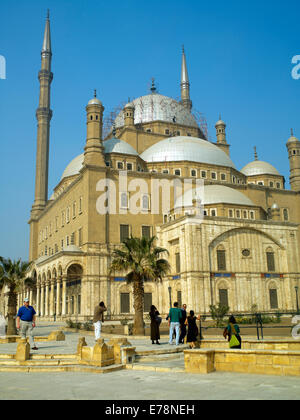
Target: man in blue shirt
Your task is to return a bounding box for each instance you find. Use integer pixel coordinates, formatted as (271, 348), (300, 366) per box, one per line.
(16, 298), (38, 350)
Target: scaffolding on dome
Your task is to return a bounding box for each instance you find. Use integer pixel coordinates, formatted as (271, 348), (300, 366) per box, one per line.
(103, 102), (126, 139)
(192, 109), (210, 141)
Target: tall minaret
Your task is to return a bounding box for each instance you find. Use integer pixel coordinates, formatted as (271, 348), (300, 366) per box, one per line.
(180, 46), (192, 111)
(31, 11), (53, 217)
(84, 90), (106, 167)
(286, 129), (300, 191)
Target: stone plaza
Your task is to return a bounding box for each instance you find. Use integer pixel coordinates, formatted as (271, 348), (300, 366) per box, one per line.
(0, 321), (300, 400)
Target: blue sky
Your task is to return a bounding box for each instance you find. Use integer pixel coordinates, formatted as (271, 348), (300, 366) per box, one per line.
(0, 0), (299, 260)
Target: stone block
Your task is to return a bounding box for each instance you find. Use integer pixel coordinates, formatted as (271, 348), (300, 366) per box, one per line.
(282, 366), (300, 376)
(77, 337), (88, 358)
(184, 350), (215, 374)
(272, 355), (290, 366)
(255, 354), (273, 365)
(289, 355), (300, 366)
(91, 340), (114, 367)
(121, 346), (136, 364)
(16, 339), (30, 362)
(48, 330), (65, 341)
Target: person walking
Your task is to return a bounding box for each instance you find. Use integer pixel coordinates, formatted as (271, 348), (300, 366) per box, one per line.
(186, 310), (199, 349)
(149, 305), (161, 345)
(179, 303), (187, 344)
(168, 302), (182, 346)
(223, 315), (242, 349)
(16, 297), (38, 350)
(93, 301), (107, 341)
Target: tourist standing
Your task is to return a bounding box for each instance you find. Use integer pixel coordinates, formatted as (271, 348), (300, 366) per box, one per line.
(16, 297), (38, 350)
(149, 305), (161, 345)
(168, 302), (182, 346)
(223, 315), (242, 349)
(179, 303), (187, 344)
(186, 310), (199, 349)
(93, 301), (107, 341)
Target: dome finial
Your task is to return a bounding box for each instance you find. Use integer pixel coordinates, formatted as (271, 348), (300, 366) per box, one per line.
(254, 146), (258, 161)
(150, 78), (156, 93)
(94, 89), (97, 98)
(291, 128), (294, 137)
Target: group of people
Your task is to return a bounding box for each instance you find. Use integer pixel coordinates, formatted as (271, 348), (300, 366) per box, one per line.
(150, 302), (200, 348)
(150, 303), (242, 349)
(15, 297), (241, 351)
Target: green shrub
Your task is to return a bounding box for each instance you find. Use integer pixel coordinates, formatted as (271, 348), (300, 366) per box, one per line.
(209, 304), (229, 327)
(66, 319), (74, 328)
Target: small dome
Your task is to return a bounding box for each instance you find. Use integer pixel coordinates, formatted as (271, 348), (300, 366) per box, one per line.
(174, 185), (255, 209)
(287, 135), (300, 144)
(241, 160), (280, 176)
(140, 136), (236, 168)
(88, 97), (102, 106)
(124, 102), (135, 109)
(215, 119), (226, 127)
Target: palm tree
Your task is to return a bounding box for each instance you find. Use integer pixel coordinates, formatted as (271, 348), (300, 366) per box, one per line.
(0, 257), (32, 335)
(110, 236), (170, 336)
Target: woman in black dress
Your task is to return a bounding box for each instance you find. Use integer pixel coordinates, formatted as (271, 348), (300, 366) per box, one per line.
(186, 310), (198, 348)
(149, 305), (161, 345)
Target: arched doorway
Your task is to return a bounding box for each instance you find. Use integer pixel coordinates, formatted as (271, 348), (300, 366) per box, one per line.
(66, 264), (83, 316)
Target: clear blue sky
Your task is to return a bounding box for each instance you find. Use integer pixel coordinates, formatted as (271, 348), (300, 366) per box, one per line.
(0, 0), (299, 260)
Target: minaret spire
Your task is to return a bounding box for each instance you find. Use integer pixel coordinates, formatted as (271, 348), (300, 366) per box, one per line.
(31, 12), (53, 218)
(42, 10), (51, 54)
(180, 45), (192, 111)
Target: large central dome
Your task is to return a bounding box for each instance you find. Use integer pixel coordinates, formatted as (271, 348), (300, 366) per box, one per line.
(114, 93), (198, 128)
(140, 136), (236, 168)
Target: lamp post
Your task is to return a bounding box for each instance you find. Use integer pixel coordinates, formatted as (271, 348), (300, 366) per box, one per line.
(168, 286), (172, 309)
(295, 286), (299, 314)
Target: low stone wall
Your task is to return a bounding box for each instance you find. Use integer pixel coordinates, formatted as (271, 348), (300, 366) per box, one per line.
(184, 348), (300, 376)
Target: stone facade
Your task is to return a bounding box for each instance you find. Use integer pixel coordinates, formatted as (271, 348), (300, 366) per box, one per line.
(10, 16), (300, 322)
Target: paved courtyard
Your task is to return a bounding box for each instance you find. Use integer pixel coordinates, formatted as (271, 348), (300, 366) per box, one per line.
(0, 322), (300, 400)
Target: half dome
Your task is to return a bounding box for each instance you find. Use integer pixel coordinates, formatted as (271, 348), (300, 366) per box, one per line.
(60, 138), (139, 180)
(103, 137), (138, 156)
(140, 136), (236, 168)
(241, 160), (280, 176)
(174, 185), (255, 209)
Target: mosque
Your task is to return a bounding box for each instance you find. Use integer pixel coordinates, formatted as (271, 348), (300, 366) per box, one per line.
(21, 14), (300, 321)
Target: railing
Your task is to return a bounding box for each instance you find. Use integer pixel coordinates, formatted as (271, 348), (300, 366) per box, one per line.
(198, 311), (300, 341)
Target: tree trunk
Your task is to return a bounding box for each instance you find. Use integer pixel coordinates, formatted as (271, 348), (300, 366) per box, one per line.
(7, 289), (17, 336)
(133, 277), (145, 336)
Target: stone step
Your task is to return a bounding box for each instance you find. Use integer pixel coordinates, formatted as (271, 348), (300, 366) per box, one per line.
(0, 358), (77, 367)
(0, 363), (125, 374)
(135, 345), (189, 357)
(135, 353), (182, 363)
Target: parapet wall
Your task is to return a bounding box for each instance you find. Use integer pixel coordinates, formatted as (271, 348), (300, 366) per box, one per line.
(184, 348), (300, 376)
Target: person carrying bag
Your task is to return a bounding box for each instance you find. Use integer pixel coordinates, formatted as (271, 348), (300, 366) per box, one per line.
(223, 315), (242, 349)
